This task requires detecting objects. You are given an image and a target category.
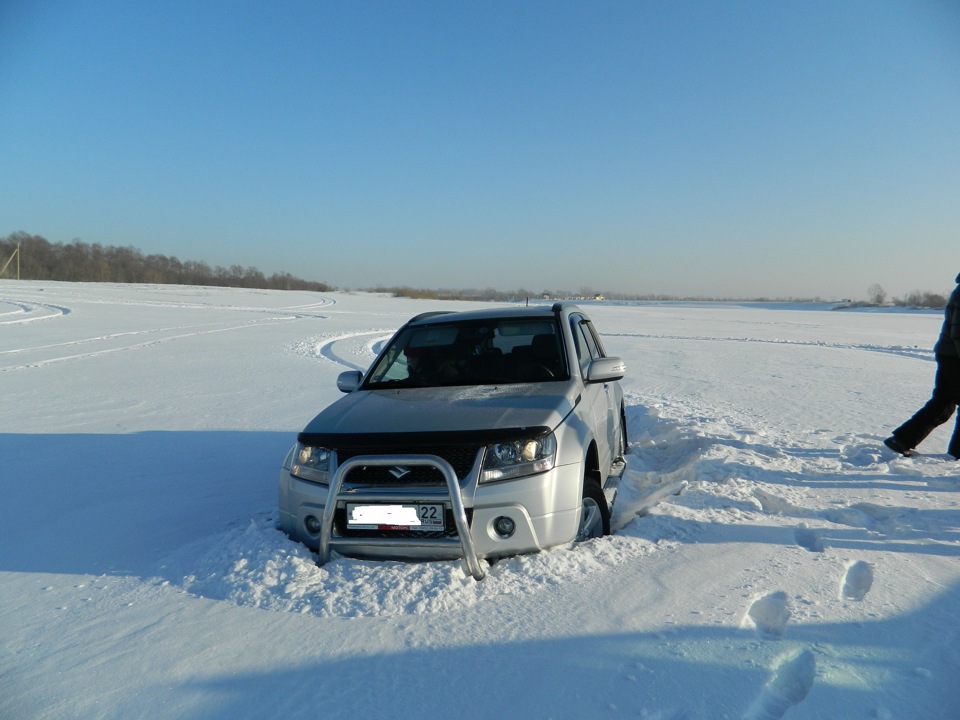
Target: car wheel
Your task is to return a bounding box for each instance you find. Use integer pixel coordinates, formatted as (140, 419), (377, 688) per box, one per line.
(577, 479), (611, 541)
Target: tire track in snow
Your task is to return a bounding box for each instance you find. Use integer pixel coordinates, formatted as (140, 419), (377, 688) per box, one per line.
(0, 322), (231, 357)
(604, 332), (934, 362)
(0, 300), (71, 325)
(2, 290), (335, 371)
(290, 330), (393, 372)
(0, 318), (298, 372)
(1, 292), (335, 327)
(279, 297), (337, 312)
(0, 300), (32, 317)
(71, 294), (337, 314)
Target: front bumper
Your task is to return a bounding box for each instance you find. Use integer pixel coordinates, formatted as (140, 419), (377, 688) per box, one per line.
(278, 448), (583, 577)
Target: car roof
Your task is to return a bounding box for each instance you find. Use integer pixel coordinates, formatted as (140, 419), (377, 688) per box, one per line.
(407, 303), (583, 326)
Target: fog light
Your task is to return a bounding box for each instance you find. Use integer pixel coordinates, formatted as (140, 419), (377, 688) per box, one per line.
(304, 515), (323, 535)
(493, 516), (516, 538)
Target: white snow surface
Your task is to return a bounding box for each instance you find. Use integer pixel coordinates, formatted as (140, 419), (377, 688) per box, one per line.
(2, 282), (958, 720)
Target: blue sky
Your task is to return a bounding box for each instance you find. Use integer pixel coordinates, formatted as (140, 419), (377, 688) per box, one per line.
(2, 1), (958, 298)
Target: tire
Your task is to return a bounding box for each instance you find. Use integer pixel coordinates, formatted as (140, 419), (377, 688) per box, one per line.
(577, 478), (611, 541)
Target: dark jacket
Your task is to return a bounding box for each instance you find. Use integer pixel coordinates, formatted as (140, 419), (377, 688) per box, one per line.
(933, 273), (960, 357)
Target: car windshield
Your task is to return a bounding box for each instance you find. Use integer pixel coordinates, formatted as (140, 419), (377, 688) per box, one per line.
(365, 317), (569, 388)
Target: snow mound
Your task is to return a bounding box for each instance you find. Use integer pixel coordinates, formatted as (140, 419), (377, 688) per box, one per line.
(159, 514), (660, 618)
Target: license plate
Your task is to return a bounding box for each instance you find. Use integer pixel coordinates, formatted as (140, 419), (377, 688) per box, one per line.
(346, 503), (445, 532)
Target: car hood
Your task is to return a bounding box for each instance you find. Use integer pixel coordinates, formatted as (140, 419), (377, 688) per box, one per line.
(298, 382), (580, 444)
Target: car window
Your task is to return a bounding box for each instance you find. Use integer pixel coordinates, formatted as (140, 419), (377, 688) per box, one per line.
(582, 319), (608, 357)
(365, 317), (569, 387)
(571, 318), (591, 377)
(580, 320), (603, 359)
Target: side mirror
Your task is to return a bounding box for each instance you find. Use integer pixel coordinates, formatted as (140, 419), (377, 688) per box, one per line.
(586, 357), (625, 383)
(336, 370), (363, 393)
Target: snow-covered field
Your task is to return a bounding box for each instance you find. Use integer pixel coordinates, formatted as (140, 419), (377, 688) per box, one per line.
(2, 282), (958, 720)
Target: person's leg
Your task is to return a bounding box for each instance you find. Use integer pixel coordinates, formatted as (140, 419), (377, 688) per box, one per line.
(941, 356), (960, 459)
(948, 414), (960, 460)
(890, 357), (957, 451)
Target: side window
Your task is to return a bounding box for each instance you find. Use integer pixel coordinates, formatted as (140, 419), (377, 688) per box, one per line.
(581, 320), (605, 359)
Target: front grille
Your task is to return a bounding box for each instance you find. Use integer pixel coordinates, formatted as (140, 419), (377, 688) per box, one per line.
(329, 444), (481, 540)
(335, 444), (481, 485)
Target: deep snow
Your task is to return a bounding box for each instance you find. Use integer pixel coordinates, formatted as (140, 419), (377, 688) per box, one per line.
(1, 282), (958, 720)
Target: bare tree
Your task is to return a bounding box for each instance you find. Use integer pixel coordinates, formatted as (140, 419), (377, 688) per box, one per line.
(867, 283), (887, 305)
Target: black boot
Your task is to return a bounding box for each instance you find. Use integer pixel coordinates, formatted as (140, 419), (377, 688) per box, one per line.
(884, 436), (913, 457)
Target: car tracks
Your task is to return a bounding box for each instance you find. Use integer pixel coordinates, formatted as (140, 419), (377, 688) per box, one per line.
(0, 290), (338, 372)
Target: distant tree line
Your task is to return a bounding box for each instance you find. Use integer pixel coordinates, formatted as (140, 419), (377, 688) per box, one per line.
(867, 283), (947, 309)
(376, 285), (848, 304)
(892, 290), (948, 308)
(0, 232), (331, 291)
(385, 283), (952, 307)
(372, 285), (543, 302)
(373, 285), (637, 302)
(3, 232), (949, 308)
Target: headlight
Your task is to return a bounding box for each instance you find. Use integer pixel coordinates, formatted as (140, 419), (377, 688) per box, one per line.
(481, 432), (556, 483)
(291, 443), (331, 484)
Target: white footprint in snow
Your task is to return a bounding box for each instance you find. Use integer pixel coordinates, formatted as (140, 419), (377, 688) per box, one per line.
(743, 649), (816, 720)
(840, 560), (874, 601)
(746, 591), (790, 639)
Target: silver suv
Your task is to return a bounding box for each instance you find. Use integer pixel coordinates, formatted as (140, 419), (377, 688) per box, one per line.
(278, 303), (627, 579)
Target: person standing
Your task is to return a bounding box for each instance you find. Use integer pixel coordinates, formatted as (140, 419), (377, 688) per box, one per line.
(885, 273), (960, 460)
